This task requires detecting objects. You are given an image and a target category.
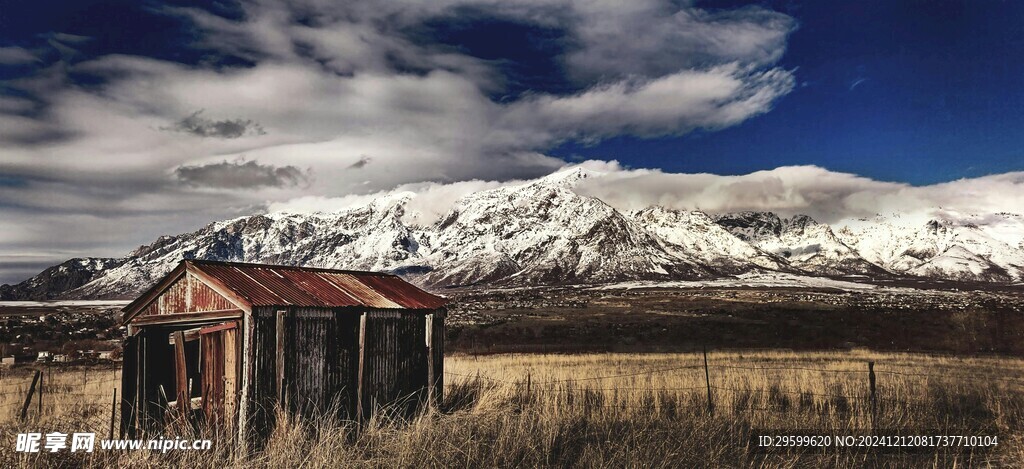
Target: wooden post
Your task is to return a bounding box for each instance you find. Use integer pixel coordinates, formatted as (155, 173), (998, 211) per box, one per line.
(38, 367), (43, 417)
(703, 345), (713, 414)
(868, 361), (876, 429)
(20, 370), (41, 422)
(137, 335), (147, 437)
(109, 388), (117, 440)
(173, 331), (188, 418)
(526, 371), (531, 397)
(276, 310), (287, 410)
(356, 312), (367, 424)
(425, 314), (435, 409)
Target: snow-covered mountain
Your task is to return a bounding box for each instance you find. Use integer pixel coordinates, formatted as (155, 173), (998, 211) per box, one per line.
(0, 258), (124, 300)
(835, 214), (1024, 282)
(65, 193), (425, 299)
(714, 212), (886, 276)
(416, 171), (710, 287)
(631, 207), (785, 273)
(3, 168), (1023, 299)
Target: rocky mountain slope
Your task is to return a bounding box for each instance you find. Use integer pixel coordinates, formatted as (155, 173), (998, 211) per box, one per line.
(714, 212), (886, 276)
(3, 168), (1023, 299)
(0, 258), (125, 300)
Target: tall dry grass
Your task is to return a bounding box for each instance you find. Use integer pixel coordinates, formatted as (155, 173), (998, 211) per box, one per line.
(1, 350), (1022, 467)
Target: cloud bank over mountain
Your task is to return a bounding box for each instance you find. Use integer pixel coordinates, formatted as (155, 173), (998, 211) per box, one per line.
(269, 162), (1024, 228)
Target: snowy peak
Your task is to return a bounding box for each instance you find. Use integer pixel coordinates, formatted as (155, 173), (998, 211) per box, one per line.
(4, 173), (1024, 299)
(532, 166), (603, 188)
(420, 177), (709, 287)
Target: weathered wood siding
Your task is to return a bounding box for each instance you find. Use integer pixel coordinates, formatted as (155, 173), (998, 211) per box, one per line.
(245, 307), (441, 442)
(248, 306), (362, 441)
(358, 310), (429, 420)
(249, 308), (278, 445)
(286, 308), (361, 419)
(200, 322), (239, 432)
(139, 273), (236, 318)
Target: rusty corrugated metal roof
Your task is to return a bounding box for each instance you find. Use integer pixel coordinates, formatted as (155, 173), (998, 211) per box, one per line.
(189, 260), (447, 309)
(353, 274), (447, 309)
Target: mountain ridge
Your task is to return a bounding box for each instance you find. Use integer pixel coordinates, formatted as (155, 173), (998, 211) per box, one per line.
(3, 169), (1023, 300)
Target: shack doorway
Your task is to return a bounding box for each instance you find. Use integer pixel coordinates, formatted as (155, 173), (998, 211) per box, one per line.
(199, 321), (240, 432)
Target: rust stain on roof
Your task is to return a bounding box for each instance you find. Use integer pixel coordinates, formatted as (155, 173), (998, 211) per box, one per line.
(126, 260), (448, 315)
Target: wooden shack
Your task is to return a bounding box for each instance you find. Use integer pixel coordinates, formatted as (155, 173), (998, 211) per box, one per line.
(119, 259), (447, 444)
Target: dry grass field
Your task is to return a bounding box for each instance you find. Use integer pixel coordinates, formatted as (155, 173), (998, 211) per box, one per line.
(2, 350), (1023, 467)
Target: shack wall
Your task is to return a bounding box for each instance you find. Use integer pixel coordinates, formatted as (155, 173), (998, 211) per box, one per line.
(358, 310), (429, 420)
(248, 306), (362, 442)
(245, 307), (443, 443)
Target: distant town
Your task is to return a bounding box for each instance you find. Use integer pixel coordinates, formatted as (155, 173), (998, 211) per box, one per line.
(0, 302), (123, 366)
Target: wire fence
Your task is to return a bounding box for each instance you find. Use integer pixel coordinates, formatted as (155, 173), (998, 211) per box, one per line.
(1, 355), (1021, 429)
(441, 357), (1024, 414)
(0, 366), (122, 436)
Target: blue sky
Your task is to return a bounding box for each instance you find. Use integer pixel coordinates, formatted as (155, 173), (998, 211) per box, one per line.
(2, 0), (1024, 283)
(5, 0), (1022, 184)
(555, 1), (1024, 184)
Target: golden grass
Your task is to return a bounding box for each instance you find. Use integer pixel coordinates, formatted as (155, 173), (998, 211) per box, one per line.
(1, 350), (1022, 467)
(0, 366), (121, 425)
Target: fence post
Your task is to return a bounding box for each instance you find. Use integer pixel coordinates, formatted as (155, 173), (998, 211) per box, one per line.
(109, 388), (117, 441)
(703, 344), (713, 414)
(526, 371), (531, 397)
(20, 370), (41, 422)
(38, 367), (44, 417)
(868, 361), (876, 429)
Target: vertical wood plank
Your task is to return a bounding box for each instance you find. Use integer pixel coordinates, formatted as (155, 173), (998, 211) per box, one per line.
(136, 334), (146, 435)
(276, 310), (286, 409)
(173, 331), (189, 418)
(433, 311), (444, 405)
(356, 312), (367, 423)
(426, 314), (435, 409)
(225, 326), (238, 434)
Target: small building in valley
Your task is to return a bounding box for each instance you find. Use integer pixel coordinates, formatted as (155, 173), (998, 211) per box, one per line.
(119, 259), (447, 445)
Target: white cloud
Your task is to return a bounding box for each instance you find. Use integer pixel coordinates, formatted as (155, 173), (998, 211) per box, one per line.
(268, 178), (514, 226)
(502, 64), (794, 145)
(562, 2), (795, 83)
(0, 0), (799, 282)
(572, 164), (1024, 224)
(0, 46), (37, 65)
(265, 163), (1024, 231)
